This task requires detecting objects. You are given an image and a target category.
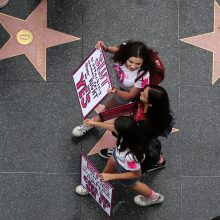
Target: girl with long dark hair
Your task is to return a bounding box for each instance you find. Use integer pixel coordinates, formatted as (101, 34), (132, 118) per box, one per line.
(99, 85), (173, 173)
(76, 116), (164, 207)
(137, 85), (173, 172)
(139, 85), (172, 139)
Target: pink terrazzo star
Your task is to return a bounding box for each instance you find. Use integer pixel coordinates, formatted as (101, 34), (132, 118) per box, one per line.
(181, 1), (220, 85)
(0, 0), (80, 80)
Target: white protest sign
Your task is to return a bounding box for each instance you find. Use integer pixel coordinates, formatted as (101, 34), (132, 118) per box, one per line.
(81, 153), (114, 216)
(73, 49), (112, 118)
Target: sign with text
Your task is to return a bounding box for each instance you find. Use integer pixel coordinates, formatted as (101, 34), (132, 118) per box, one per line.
(73, 49), (112, 118)
(80, 153), (114, 216)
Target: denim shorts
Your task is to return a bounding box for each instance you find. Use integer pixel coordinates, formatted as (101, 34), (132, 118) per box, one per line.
(113, 150), (138, 186)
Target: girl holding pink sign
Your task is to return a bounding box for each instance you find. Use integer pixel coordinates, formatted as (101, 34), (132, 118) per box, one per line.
(72, 40), (154, 137)
(76, 116), (164, 207)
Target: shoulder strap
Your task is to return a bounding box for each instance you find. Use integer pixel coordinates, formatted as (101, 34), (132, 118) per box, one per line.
(134, 70), (148, 83)
(149, 50), (165, 85)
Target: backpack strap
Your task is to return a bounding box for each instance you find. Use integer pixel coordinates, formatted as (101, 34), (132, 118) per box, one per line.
(149, 50), (165, 85)
(134, 49), (165, 85)
(134, 70), (148, 83)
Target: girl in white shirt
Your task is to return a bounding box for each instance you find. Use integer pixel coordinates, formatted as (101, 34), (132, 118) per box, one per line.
(76, 116), (164, 207)
(73, 41), (153, 137)
(105, 41), (151, 107)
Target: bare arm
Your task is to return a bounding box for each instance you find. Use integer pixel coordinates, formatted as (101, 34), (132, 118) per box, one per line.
(99, 169), (141, 182)
(84, 119), (116, 133)
(95, 41), (119, 54)
(110, 86), (142, 100)
(106, 46), (119, 54)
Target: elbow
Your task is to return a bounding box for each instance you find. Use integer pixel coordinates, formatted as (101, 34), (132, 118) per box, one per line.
(127, 93), (139, 101)
(134, 169), (142, 178)
(137, 172), (141, 178)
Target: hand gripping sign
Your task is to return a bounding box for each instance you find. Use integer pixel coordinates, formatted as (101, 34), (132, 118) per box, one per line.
(73, 48), (112, 118)
(81, 153), (114, 216)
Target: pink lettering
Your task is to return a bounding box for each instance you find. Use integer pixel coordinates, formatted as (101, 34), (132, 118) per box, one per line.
(76, 72), (86, 89)
(99, 193), (110, 209)
(76, 72), (91, 108)
(86, 180), (98, 199)
(95, 54), (104, 67)
(81, 94), (90, 108)
(78, 86), (87, 98)
(83, 175), (88, 183)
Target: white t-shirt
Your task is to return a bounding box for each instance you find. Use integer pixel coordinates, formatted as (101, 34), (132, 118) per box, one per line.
(115, 146), (141, 171)
(113, 63), (150, 91)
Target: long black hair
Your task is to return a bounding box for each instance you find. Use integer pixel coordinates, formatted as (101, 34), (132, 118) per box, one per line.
(144, 85), (172, 138)
(114, 116), (145, 163)
(111, 41), (154, 73)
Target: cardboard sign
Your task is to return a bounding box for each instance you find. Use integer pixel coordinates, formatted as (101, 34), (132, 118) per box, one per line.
(81, 153), (114, 216)
(99, 102), (136, 121)
(73, 49), (112, 118)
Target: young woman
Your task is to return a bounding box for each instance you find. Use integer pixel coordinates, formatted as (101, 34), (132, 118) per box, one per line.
(72, 40), (154, 137)
(99, 85), (173, 173)
(75, 116), (164, 207)
(137, 85), (173, 172)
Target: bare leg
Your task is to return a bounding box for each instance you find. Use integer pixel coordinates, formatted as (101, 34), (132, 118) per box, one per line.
(129, 181), (152, 197)
(103, 156), (116, 173)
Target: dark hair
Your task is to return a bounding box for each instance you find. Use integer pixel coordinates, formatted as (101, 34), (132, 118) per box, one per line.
(144, 85), (171, 138)
(114, 116), (145, 162)
(111, 41), (154, 72)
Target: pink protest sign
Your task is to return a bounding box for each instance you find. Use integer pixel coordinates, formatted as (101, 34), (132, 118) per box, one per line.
(80, 153), (114, 216)
(73, 48), (112, 118)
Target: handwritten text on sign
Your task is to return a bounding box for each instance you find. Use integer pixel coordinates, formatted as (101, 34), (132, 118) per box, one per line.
(73, 49), (112, 118)
(81, 154), (114, 216)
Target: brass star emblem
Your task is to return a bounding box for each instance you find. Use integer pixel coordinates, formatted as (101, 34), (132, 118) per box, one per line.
(0, 0), (80, 80)
(180, 1), (220, 85)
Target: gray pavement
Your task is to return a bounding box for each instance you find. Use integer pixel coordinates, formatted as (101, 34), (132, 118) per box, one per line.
(0, 0), (220, 219)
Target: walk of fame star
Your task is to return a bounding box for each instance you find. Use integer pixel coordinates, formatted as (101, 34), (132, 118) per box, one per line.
(180, 1), (220, 85)
(0, 0), (80, 80)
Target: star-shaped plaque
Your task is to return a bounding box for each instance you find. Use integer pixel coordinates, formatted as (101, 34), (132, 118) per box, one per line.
(180, 1), (220, 85)
(0, 0), (80, 80)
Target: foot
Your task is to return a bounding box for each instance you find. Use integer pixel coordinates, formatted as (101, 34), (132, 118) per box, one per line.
(134, 193), (164, 206)
(0, 0), (9, 8)
(75, 185), (89, 196)
(72, 124), (93, 137)
(98, 148), (114, 159)
(144, 159), (166, 173)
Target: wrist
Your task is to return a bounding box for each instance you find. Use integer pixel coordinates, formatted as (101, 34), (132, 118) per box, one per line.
(114, 88), (118, 94)
(104, 46), (108, 52)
